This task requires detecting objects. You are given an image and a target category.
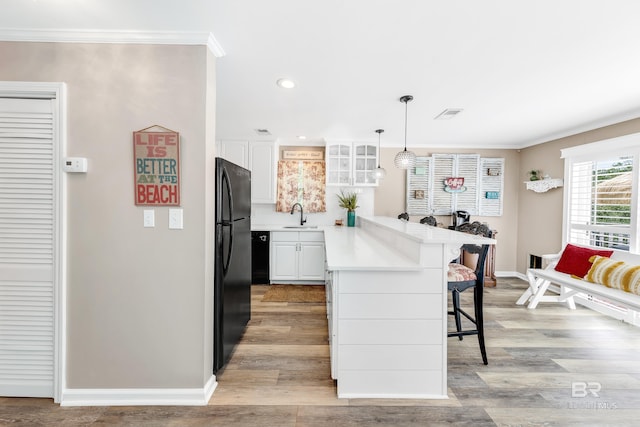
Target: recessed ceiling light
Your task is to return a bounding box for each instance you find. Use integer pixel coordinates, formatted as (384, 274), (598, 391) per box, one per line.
(297, 135), (306, 140)
(435, 108), (464, 120)
(276, 78), (296, 89)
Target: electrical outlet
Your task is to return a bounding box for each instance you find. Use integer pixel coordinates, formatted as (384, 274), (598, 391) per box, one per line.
(143, 209), (155, 227)
(169, 208), (183, 229)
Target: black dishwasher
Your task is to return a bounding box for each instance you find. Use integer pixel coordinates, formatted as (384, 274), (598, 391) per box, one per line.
(251, 231), (270, 284)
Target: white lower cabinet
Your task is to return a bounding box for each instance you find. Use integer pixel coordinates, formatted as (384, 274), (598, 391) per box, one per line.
(326, 268), (446, 398)
(270, 231), (325, 282)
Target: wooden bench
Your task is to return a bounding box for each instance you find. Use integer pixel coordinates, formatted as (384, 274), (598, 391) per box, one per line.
(516, 248), (640, 312)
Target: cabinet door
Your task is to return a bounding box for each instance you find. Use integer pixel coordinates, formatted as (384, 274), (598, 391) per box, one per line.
(298, 242), (326, 281)
(326, 143), (352, 185)
(249, 141), (276, 203)
(217, 140), (249, 168)
(353, 143), (378, 186)
(270, 241), (298, 281)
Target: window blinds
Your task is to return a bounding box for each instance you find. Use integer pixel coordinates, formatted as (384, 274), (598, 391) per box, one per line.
(567, 157), (633, 250)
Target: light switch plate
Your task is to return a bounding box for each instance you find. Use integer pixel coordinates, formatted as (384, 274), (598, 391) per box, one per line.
(169, 208), (183, 229)
(143, 209), (155, 227)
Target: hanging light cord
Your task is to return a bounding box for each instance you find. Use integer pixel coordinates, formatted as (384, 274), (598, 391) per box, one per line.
(403, 98), (408, 152)
(377, 130), (382, 167)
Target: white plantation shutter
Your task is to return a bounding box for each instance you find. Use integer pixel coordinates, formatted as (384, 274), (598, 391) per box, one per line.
(406, 156), (432, 215)
(479, 158), (504, 216)
(567, 156), (634, 250)
(432, 154), (455, 214)
(455, 154), (480, 214)
(407, 154), (503, 217)
(0, 97), (55, 397)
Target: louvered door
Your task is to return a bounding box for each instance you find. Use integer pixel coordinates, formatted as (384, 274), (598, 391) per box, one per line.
(0, 97), (55, 398)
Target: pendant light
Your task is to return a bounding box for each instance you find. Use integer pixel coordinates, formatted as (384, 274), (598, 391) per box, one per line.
(374, 129), (386, 180)
(394, 95), (417, 169)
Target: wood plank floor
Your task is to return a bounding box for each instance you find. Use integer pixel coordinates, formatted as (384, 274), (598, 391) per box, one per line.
(2, 278), (640, 426)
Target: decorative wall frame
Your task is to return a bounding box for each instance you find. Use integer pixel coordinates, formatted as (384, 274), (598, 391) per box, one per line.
(134, 125), (181, 206)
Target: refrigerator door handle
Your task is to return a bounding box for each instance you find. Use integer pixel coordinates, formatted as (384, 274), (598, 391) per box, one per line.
(222, 224), (234, 276)
(221, 167), (235, 276)
(222, 167), (235, 223)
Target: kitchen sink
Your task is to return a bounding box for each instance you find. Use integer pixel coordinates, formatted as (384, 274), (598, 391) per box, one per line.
(283, 225), (318, 229)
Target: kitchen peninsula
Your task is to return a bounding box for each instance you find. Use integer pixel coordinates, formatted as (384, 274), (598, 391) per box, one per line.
(323, 216), (495, 399)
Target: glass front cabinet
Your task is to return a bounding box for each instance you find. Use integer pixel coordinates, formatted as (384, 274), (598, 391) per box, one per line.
(326, 142), (378, 186)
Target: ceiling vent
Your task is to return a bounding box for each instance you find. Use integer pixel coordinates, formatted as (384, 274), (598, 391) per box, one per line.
(254, 128), (271, 135)
(434, 109), (463, 120)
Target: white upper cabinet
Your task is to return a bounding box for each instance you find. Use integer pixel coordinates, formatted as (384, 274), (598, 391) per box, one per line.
(217, 140), (277, 204)
(217, 140), (249, 168)
(326, 143), (352, 185)
(248, 141), (277, 204)
(353, 143), (378, 185)
(326, 142), (378, 186)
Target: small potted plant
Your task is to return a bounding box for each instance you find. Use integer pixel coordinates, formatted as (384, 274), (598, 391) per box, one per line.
(337, 190), (359, 227)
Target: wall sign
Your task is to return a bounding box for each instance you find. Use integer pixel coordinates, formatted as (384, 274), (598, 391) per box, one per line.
(444, 177), (467, 193)
(134, 125), (181, 206)
(282, 150), (324, 160)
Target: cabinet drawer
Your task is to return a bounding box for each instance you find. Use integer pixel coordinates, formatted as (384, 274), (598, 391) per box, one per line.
(299, 231), (324, 242)
(271, 231), (324, 242)
(271, 231), (297, 242)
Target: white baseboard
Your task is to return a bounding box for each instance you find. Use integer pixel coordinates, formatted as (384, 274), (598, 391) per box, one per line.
(495, 270), (527, 281)
(60, 375), (217, 406)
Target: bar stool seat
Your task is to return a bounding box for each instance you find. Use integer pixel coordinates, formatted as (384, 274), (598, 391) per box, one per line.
(447, 222), (492, 365)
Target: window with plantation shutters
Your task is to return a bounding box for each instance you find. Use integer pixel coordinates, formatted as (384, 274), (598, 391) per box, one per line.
(562, 139), (639, 252)
(406, 154), (504, 216)
(0, 97), (56, 398)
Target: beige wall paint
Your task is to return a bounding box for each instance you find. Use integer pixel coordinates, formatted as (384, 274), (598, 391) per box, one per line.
(375, 147), (520, 273)
(0, 41), (214, 388)
(517, 117), (640, 273)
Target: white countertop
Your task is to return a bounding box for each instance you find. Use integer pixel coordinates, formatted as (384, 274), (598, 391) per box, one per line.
(253, 216), (496, 271)
(360, 216), (496, 245)
(323, 226), (425, 271)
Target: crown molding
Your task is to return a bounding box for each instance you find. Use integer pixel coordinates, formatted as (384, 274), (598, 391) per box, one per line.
(0, 28), (226, 57)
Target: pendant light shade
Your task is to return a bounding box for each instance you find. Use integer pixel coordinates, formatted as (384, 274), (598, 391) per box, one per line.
(374, 129), (386, 180)
(394, 95), (417, 169)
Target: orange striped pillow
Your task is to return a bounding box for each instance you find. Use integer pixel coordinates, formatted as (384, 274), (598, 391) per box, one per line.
(584, 255), (640, 295)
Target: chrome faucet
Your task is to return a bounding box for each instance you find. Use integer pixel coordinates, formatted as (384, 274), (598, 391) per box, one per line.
(290, 203), (306, 226)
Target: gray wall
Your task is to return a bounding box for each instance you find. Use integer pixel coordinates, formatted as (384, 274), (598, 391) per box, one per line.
(0, 41), (216, 388)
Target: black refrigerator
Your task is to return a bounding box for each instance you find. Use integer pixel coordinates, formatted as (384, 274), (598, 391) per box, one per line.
(214, 157), (251, 374)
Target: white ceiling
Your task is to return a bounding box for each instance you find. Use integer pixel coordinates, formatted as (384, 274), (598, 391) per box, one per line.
(3, 0), (640, 148)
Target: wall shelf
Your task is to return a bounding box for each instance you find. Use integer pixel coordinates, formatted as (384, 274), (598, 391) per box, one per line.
(525, 178), (563, 193)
